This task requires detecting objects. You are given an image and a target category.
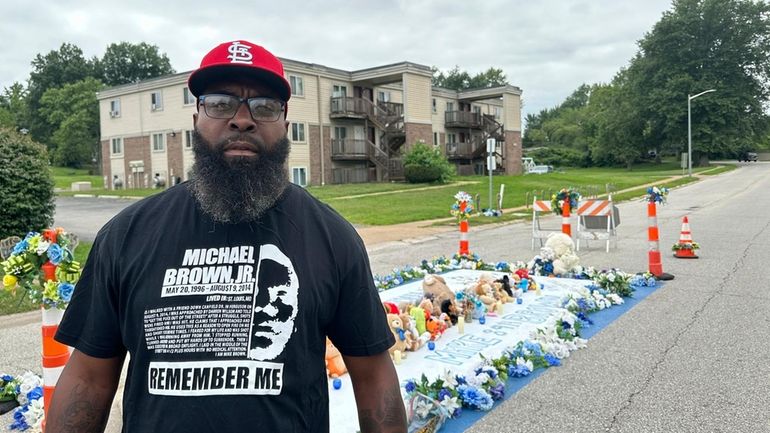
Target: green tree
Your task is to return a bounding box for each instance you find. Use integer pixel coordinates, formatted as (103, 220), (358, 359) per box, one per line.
(0, 128), (55, 238)
(26, 43), (98, 147)
(39, 78), (102, 168)
(625, 0), (770, 162)
(0, 83), (29, 131)
(99, 42), (175, 86)
(432, 66), (508, 90)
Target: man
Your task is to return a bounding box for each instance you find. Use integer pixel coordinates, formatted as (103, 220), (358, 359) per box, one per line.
(48, 40), (407, 433)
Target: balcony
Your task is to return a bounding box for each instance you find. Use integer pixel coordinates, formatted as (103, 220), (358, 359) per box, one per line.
(331, 139), (372, 160)
(446, 141), (479, 159)
(332, 167), (374, 184)
(330, 97), (368, 118)
(445, 111), (481, 129)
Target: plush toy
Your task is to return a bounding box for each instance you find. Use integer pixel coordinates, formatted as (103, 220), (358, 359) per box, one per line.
(400, 312), (429, 351)
(545, 233), (581, 276)
(419, 298), (435, 318)
(472, 279), (499, 312)
(382, 301), (400, 315)
(325, 338), (347, 378)
(422, 274), (460, 317)
(439, 298), (459, 325)
(386, 313), (409, 357)
(426, 316), (447, 341)
(409, 306), (427, 335)
(492, 275), (514, 303)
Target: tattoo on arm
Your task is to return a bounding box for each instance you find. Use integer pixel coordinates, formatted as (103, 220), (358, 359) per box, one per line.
(358, 386), (407, 433)
(54, 383), (111, 433)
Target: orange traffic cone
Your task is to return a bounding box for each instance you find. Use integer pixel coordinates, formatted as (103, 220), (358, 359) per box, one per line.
(673, 216), (699, 259)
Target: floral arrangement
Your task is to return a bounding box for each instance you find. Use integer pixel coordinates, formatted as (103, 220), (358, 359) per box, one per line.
(374, 254), (497, 291)
(629, 272), (658, 288)
(450, 191), (475, 222)
(1, 372), (44, 431)
(528, 249), (555, 276)
(671, 241), (700, 251)
(403, 310), (587, 426)
(646, 186), (669, 204)
(550, 188), (581, 216)
(1, 229), (81, 309)
(591, 268), (634, 297)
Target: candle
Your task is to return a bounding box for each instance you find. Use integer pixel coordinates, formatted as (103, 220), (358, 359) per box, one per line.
(457, 316), (465, 334)
(393, 350), (402, 365)
(535, 283), (542, 296)
(479, 316), (486, 325)
(520, 278), (529, 292)
(517, 298), (523, 304)
(428, 341), (435, 351)
(332, 378), (342, 390)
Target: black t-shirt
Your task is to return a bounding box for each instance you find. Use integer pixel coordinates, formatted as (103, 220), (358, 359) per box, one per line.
(56, 183), (394, 433)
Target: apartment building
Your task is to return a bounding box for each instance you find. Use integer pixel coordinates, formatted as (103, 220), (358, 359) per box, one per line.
(98, 58), (522, 189)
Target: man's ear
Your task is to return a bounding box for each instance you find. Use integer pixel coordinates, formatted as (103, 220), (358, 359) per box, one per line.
(193, 112), (198, 126)
(284, 120), (289, 132)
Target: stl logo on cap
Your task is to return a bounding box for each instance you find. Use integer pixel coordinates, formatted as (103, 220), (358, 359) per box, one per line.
(227, 41), (253, 64)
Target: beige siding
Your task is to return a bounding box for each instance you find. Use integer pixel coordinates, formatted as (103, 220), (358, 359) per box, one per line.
(403, 73), (432, 124)
(284, 70), (319, 124)
(288, 142), (310, 172)
(101, 85), (196, 138)
(503, 93), (522, 131)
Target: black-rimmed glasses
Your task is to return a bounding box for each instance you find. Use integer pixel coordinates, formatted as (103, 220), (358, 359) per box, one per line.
(198, 94), (285, 122)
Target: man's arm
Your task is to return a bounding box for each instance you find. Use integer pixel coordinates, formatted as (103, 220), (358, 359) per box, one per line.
(46, 350), (125, 433)
(343, 351), (407, 433)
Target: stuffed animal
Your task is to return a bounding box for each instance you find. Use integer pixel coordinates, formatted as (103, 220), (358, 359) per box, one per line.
(426, 316), (447, 341)
(382, 301), (400, 315)
(492, 275), (514, 303)
(439, 298), (459, 325)
(472, 279), (499, 312)
(423, 274), (460, 317)
(545, 233), (580, 276)
(325, 338), (347, 378)
(386, 313), (409, 357)
(399, 313), (429, 351)
(409, 306), (427, 335)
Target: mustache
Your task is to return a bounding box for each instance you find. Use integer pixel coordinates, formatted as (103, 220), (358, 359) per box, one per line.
(215, 134), (268, 152)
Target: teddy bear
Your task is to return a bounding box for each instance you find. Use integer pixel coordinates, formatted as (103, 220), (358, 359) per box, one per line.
(492, 275), (514, 303)
(399, 312), (429, 351)
(386, 313), (409, 358)
(471, 278), (500, 313)
(545, 233), (581, 276)
(425, 316), (447, 341)
(325, 338), (347, 378)
(422, 274), (460, 318)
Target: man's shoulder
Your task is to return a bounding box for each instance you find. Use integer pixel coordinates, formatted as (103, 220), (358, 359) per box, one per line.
(103, 183), (194, 231)
(282, 184), (352, 227)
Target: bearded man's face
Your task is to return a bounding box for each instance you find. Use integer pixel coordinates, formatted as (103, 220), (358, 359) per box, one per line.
(188, 79), (290, 223)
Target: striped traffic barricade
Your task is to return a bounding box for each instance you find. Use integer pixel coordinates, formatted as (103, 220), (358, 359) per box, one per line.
(531, 197), (559, 250)
(576, 196), (617, 252)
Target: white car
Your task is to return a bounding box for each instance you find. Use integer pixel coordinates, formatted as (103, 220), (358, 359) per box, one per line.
(528, 165), (553, 174)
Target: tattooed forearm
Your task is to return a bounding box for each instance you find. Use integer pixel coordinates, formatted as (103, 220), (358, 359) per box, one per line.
(358, 386), (407, 433)
(48, 383), (111, 433)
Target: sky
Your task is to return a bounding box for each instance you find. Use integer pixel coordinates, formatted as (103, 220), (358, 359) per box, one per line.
(0, 0), (674, 121)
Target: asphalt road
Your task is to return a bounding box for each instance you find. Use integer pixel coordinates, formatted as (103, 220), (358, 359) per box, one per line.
(3, 162), (768, 432)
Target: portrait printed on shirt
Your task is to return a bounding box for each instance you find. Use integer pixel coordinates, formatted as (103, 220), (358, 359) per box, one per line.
(144, 243), (298, 396)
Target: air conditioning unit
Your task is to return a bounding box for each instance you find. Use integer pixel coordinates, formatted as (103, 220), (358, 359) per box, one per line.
(109, 111), (119, 117)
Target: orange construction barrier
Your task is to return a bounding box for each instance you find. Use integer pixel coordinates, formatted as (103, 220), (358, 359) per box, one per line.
(561, 198), (571, 237)
(647, 202), (674, 280)
(674, 216), (699, 259)
(459, 201), (470, 255)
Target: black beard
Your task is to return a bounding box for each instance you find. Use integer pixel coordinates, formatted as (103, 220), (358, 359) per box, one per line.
(188, 130), (290, 224)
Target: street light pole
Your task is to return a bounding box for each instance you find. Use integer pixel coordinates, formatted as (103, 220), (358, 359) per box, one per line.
(687, 89), (716, 177)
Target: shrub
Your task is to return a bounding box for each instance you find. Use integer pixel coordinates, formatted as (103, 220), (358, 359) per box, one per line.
(403, 142), (455, 183)
(0, 128), (55, 239)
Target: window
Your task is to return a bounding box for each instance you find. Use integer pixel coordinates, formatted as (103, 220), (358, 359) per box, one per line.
(472, 105), (481, 114)
(292, 167), (307, 187)
(447, 133), (457, 144)
(184, 130), (193, 149)
(152, 133), (165, 151)
(334, 126), (346, 140)
(432, 98), (437, 113)
(289, 75), (304, 97)
(446, 102), (454, 112)
(493, 107), (502, 120)
(111, 137), (123, 155)
(183, 87), (195, 105)
(109, 99), (121, 118)
(377, 91), (391, 102)
(151, 91), (163, 111)
(332, 84), (347, 98)
(291, 123), (306, 142)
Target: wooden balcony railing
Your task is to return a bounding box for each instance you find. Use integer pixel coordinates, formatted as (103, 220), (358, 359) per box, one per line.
(446, 141), (478, 158)
(445, 111), (482, 129)
(332, 167), (372, 184)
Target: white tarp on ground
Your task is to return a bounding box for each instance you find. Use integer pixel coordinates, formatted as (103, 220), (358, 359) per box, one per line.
(328, 270), (593, 433)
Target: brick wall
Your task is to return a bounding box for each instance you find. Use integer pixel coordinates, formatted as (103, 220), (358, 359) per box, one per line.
(504, 130), (523, 175)
(101, 140), (111, 181)
(308, 125), (321, 186)
(167, 132), (183, 184)
(322, 126), (332, 185)
(124, 136), (150, 188)
(404, 123), (433, 153)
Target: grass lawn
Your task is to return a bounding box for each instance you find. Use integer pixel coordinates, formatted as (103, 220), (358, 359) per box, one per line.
(0, 242), (92, 316)
(51, 166), (104, 189)
(321, 164), (718, 225)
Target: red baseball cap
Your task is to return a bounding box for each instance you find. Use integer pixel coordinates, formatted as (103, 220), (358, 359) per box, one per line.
(188, 40), (292, 102)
